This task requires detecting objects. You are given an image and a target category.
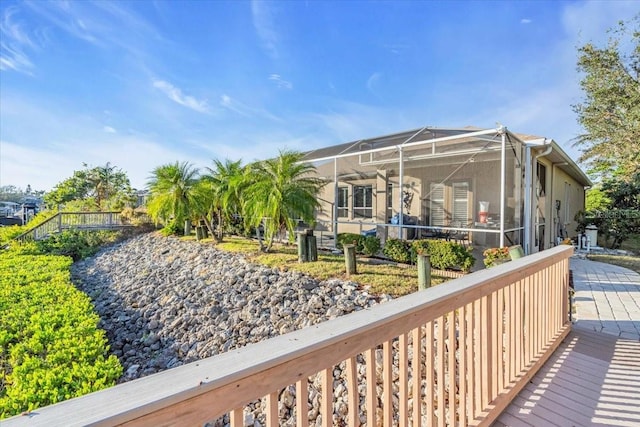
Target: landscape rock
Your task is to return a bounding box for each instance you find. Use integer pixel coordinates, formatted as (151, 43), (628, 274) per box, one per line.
(71, 232), (394, 425)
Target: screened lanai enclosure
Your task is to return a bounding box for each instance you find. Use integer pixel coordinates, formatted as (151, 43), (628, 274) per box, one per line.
(301, 126), (590, 255)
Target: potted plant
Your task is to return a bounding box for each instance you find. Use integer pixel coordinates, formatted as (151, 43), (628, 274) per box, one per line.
(483, 247), (510, 268)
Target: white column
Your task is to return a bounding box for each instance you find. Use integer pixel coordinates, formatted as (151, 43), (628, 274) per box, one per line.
(398, 146), (404, 238)
(523, 145), (532, 254)
(500, 130), (506, 248)
(333, 158), (338, 248)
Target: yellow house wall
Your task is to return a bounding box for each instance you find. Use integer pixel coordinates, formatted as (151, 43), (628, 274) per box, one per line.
(535, 157), (586, 249)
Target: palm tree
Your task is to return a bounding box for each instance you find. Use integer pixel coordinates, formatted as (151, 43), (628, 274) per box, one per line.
(243, 150), (324, 252)
(83, 162), (134, 209)
(202, 159), (246, 241)
(146, 162), (200, 228)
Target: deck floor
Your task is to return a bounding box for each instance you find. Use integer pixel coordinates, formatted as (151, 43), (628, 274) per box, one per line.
(494, 327), (640, 427)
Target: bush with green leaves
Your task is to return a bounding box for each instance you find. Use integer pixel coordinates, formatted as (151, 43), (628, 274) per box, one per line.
(336, 233), (362, 251)
(383, 238), (412, 263)
(383, 238), (475, 271)
(159, 220), (183, 236)
(0, 225), (24, 246)
(336, 233), (381, 256)
(412, 239), (475, 272)
(0, 250), (122, 418)
(34, 230), (120, 261)
(361, 235), (381, 256)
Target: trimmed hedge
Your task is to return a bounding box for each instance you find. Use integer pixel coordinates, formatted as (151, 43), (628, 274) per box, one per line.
(412, 239), (475, 272)
(0, 250), (122, 418)
(383, 238), (412, 264)
(336, 233), (381, 256)
(383, 238), (475, 272)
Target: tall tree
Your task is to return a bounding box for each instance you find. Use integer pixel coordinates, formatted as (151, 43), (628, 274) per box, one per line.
(242, 150), (324, 252)
(43, 163), (135, 209)
(572, 17), (640, 179)
(146, 161), (200, 227)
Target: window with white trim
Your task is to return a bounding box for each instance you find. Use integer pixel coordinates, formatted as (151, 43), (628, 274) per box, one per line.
(337, 187), (348, 218)
(429, 183), (446, 226)
(427, 181), (471, 226)
(452, 182), (470, 224)
(353, 185), (373, 218)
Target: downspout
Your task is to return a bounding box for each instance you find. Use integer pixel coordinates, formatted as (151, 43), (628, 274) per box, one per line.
(525, 141), (553, 253)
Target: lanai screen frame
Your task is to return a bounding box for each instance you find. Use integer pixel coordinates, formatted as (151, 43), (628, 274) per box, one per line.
(303, 125), (526, 249)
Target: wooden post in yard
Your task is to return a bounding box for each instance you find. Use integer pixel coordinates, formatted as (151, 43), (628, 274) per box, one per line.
(344, 244), (357, 277)
(418, 254), (431, 290)
(298, 232), (308, 263)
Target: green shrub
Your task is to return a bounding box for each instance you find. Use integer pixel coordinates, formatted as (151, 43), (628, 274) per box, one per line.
(0, 250), (122, 418)
(336, 233), (363, 251)
(0, 225), (24, 246)
(383, 238), (412, 263)
(160, 220), (183, 236)
(411, 239), (475, 272)
(361, 235), (381, 256)
(382, 239), (475, 272)
(119, 207), (151, 226)
(336, 233), (381, 256)
(35, 230), (120, 261)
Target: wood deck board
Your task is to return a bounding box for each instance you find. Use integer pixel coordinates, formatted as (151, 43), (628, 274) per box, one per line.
(495, 328), (640, 427)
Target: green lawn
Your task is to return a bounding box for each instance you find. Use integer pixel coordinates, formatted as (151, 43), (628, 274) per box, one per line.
(212, 236), (447, 297)
(586, 254), (640, 274)
(589, 234), (640, 274)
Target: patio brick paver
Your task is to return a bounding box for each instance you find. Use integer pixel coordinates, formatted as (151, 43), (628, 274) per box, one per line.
(571, 256), (640, 340)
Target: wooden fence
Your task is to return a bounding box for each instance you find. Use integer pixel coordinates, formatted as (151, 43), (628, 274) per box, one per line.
(14, 212), (129, 242)
(4, 246), (573, 427)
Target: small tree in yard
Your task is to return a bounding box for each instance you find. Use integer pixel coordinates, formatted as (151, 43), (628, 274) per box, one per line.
(242, 150), (324, 252)
(202, 159), (247, 242)
(146, 162), (200, 231)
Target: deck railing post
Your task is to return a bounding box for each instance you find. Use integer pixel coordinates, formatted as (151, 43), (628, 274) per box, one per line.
(417, 254), (431, 290)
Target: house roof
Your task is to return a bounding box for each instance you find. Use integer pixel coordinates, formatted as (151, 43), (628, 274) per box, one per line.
(301, 125), (592, 188)
(300, 126), (490, 162)
(514, 132), (592, 187)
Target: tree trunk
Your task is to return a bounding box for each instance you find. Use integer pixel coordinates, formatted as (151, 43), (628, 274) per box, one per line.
(257, 224), (265, 252)
(201, 215), (217, 242)
(217, 209), (224, 241)
(266, 234), (275, 252)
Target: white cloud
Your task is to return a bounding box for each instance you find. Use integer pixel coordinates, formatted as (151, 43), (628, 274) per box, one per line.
(220, 94), (281, 121)
(366, 72), (382, 93)
(520, 18), (532, 24)
(0, 7), (35, 74)
(269, 74), (292, 89)
(103, 126), (117, 133)
(153, 79), (211, 114)
(251, 0), (279, 59)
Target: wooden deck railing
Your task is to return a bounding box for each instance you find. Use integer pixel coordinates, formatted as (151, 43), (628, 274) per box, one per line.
(4, 246), (573, 427)
(14, 211), (128, 242)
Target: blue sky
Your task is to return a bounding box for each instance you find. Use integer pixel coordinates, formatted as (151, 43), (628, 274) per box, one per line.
(0, 1), (637, 192)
